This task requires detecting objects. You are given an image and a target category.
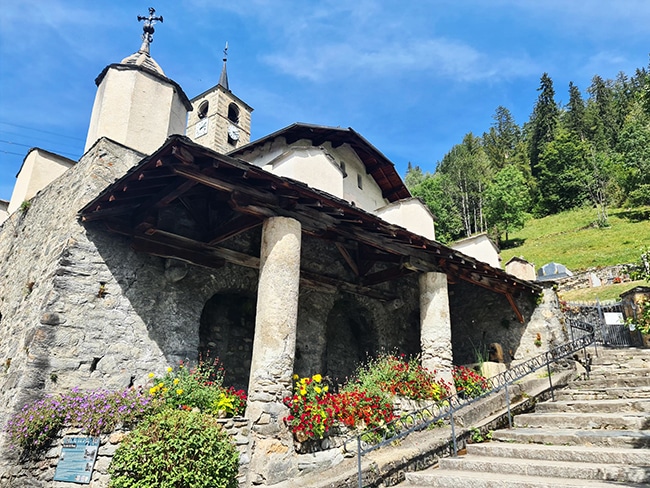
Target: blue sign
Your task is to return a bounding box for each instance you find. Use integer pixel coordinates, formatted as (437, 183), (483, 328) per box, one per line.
(53, 436), (100, 484)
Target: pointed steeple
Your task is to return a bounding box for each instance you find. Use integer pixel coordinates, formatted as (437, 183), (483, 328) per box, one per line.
(218, 42), (229, 90)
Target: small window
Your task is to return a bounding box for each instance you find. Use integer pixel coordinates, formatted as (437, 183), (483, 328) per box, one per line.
(340, 161), (347, 177)
(357, 173), (363, 189)
(227, 103), (240, 123)
(198, 100), (209, 119)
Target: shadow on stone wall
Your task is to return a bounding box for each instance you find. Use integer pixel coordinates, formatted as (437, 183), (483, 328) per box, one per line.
(449, 280), (537, 366)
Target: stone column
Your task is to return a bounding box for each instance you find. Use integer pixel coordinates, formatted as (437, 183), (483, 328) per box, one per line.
(246, 216), (301, 485)
(419, 272), (455, 393)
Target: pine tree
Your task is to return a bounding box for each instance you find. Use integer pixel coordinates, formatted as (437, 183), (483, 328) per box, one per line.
(482, 106), (522, 169)
(564, 81), (587, 140)
(529, 73), (559, 178)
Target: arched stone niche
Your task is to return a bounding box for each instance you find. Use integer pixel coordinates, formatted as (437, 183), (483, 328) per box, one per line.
(324, 298), (377, 384)
(198, 292), (257, 391)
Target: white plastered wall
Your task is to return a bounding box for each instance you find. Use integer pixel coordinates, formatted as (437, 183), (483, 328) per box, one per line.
(85, 67), (188, 155)
(374, 198), (436, 240)
(451, 235), (501, 268)
(239, 139), (389, 214)
(7, 149), (74, 214)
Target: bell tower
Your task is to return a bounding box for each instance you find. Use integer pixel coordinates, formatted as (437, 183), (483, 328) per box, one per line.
(187, 43), (253, 154)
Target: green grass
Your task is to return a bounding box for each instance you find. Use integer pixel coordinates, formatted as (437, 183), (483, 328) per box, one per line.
(558, 280), (645, 302)
(501, 205), (650, 272)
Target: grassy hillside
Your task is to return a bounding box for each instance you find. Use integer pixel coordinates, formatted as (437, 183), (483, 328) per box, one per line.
(501, 205), (650, 272)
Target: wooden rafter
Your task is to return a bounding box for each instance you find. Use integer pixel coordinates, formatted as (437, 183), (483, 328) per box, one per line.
(79, 135), (542, 302)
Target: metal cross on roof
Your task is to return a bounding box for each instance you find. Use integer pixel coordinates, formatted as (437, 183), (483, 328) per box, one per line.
(137, 7), (163, 54)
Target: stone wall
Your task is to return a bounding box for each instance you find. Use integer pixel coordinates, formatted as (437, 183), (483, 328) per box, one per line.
(556, 264), (632, 293)
(449, 281), (566, 366)
(0, 138), (261, 472)
(0, 418), (251, 488)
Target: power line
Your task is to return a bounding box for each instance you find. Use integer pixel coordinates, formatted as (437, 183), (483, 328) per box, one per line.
(0, 128), (84, 150)
(0, 121), (85, 142)
(0, 139), (81, 158)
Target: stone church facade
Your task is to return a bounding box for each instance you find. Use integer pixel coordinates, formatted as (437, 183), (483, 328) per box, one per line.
(0, 13), (564, 486)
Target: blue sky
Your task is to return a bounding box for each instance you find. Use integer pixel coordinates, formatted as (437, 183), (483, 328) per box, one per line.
(1, 0), (648, 202)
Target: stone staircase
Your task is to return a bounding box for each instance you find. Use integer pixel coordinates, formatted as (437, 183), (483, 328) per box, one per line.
(401, 347), (650, 487)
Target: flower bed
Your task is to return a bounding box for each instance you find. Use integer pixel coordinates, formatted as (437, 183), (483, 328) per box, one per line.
(283, 354), (454, 448)
(452, 365), (489, 398)
(5, 358), (248, 487)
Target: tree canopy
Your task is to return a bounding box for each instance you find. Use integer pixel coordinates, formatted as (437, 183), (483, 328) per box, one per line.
(405, 60), (650, 245)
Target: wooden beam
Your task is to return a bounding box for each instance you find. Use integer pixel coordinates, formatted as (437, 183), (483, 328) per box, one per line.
(361, 265), (413, 286)
(132, 237), (225, 270)
(134, 179), (198, 223)
(301, 270), (397, 301)
(80, 203), (141, 221)
(335, 242), (359, 276)
(208, 215), (263, 245)
(173, 165), (278, 205)
(505, 293), (525, 323)
(137, 226), (261, 269)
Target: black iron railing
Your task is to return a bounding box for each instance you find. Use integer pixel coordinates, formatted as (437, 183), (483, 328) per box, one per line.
(347, 329), (596, 488)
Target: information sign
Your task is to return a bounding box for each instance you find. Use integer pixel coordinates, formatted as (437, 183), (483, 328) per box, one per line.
(53, 436), (100, 484)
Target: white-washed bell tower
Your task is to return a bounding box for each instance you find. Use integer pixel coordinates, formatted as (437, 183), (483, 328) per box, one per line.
(84, 8), (192, 155)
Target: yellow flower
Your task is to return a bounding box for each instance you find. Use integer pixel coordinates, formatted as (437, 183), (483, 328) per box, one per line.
(148, 372), (155, 378)
(176, 389), (183, 395)
(313, 374), (322, 383)
(149, 387), (157, 395)
(314, 386), (322, 394)
(292, 374), (299, 381)
(163, 387), (169, 394)
(173, 378), (180, 385)
(323, 385), (329, 392)
(158, 383), (164, 388)
(299, 388), (307, 396)
(300, 377), (307, 385)
(166, 367), (173, 373)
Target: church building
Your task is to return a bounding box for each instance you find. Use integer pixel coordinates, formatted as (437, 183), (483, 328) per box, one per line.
(0, 9), (559, 486)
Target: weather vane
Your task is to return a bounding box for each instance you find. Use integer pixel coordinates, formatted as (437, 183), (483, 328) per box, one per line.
(137, 7), (163, 54)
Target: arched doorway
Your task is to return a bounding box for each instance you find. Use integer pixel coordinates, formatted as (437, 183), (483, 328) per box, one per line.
(324, 298), (376, 385)
(198, 292), (256, 391)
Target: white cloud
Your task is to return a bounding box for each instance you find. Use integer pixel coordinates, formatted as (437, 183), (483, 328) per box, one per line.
(264, 35), (539, 84)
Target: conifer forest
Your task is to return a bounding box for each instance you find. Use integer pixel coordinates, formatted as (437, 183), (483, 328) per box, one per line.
(406, 61), (650, 245)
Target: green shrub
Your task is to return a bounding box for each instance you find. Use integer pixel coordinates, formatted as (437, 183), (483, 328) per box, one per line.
(344, 353), (451, 401)
(628, 184), (650, 206)
(108, 409), (239, 488)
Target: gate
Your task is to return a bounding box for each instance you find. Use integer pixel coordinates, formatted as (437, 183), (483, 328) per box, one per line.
(563, 300), (632, 347)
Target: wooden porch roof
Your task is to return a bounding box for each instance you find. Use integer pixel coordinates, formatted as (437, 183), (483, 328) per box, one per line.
(79, 135), (541, 321)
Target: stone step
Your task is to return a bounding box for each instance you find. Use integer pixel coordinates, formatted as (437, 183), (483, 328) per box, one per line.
(491, 427), (650, 448)
(466, 442), (650, 466)
(437, 455), (650, 483)
(514, 412), (649, 430)
(535, 398), (650, 414)
(567, 376), (650, 388)
(590, 348), (650, 362)
(587, 367), (650, 378)
(555, 386), (650, 400)
(402, 469), (643, 487)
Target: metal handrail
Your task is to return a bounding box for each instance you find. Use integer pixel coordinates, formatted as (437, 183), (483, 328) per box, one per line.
(348, 329), (595, 488)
